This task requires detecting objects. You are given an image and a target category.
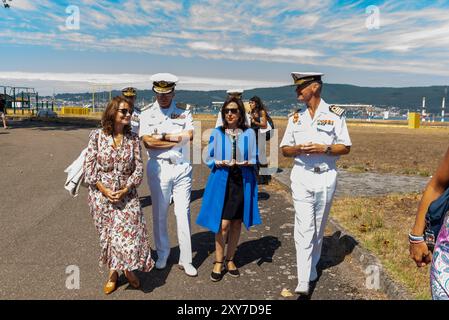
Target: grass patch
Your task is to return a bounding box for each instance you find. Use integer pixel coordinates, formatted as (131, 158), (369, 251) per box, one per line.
(331, 193), (432, 300)
(268, 117), (449, 176)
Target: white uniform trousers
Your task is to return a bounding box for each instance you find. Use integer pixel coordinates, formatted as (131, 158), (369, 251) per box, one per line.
(147, 158), (193, 265)
(290, 165), (337, 286)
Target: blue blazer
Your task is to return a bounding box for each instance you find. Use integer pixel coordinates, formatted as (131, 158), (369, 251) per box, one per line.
(196, 127), (262, 233)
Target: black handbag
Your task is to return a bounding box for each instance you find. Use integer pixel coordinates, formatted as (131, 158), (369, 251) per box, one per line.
(265, 115), (275, 141)
(424, 187), (449, 251)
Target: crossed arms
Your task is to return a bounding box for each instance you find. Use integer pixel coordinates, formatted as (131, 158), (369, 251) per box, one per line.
(141, 130), (193, 150)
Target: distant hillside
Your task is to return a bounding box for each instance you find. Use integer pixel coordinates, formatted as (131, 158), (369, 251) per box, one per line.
(52, 84), (449, 115)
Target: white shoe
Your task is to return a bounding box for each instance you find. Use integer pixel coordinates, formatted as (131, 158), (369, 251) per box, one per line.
(295, 282), (310, 295)
(155, 258), (168, 270)
(179, 263), (198, 277)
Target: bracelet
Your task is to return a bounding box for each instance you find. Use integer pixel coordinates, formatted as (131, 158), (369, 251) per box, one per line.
(409, 233), (425, 242)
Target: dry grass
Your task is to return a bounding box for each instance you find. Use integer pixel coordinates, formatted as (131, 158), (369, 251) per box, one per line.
(192, 115), (449, 176)
(267, 117), (449, 176)
(330, 194), (432, 299)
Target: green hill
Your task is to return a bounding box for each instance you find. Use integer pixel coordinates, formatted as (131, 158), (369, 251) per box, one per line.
(53, 84), (449, 115)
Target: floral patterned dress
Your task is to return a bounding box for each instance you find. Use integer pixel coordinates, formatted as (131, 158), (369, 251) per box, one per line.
(431, 213), (449, 299)
(83, 129), (154, 272)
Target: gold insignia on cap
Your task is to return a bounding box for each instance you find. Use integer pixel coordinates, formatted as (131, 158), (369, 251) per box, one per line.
(122, 87), (137, 97)
(294, 77), (315, 85)
(153, 81), (176, 94)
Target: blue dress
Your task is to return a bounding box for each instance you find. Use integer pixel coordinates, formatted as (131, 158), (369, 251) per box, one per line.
(196, 127), (262, 233)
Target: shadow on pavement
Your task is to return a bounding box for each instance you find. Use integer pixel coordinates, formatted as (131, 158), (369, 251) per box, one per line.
(137, 233), (216, 293)
(191, 188), (205, 203)
(188, 232), (282, 271)
(258, 192), (270, 201)
(137, 249), (174, 294)
(140, 188), (205, 209)
(298, 230), (358, 300)
(235, 236), (281, 268)
(139, 195), (152, 208)
(191, 231), (216, 269)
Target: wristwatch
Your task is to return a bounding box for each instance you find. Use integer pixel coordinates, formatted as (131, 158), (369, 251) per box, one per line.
(325, 145), (332, 155)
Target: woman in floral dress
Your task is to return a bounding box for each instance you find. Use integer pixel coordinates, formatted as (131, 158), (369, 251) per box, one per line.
(410, 146), (449, 299)
(84, 96), (153, 294)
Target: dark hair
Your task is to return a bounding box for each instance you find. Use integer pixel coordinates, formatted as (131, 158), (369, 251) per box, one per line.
(249, 96), (269, 114)
(123, 95), (136, 108)
(101, 96), (132, 136)
(221, 97), (247, 130)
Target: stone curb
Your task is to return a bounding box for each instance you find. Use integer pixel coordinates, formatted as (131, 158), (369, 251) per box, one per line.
(271, 173), (412, 300)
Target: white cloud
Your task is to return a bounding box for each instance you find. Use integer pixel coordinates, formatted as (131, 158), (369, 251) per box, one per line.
(188, 42), (234, 52)
(2, 0), (449, 84)
(140, 0), (183, 13)
(0, 71), (288, 94)
(283, 14), (320, 29)
(9, 0), (38, 10)
(240, 47), (322, 58)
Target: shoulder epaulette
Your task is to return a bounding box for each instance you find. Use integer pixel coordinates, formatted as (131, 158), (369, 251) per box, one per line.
(288, 108), (301, 124)
(329, 105), (345, 117)
(140, 103), (154, 112)
(176, 102), (190, 111)
(288, 108), (301, 118)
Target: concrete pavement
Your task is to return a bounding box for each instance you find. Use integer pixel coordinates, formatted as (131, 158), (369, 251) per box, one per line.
(0, 120), (386, 300)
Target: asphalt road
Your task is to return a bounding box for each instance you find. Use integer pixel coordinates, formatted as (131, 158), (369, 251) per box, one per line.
(0, 120), (386, 300)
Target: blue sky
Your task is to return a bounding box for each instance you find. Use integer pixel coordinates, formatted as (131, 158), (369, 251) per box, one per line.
(1, 0), (449, 94)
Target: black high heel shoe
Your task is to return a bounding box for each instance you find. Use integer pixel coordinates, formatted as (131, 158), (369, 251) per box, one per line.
(210, 260), (225, 282)
(225, 259), (240, 278)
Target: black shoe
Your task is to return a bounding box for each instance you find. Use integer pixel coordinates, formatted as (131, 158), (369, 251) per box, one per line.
(225, 259), (240, 278)
(210, 261), (224, 282)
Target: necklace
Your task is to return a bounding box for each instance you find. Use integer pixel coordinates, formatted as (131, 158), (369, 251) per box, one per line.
(112, 133), (123, 149)
(225, 128), (239, 137)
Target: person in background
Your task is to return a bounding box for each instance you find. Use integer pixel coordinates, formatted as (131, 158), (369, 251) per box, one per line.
(84, 96), (154, 295)
(248, 96), (270, 184)
(0, 97), (9, 129)
(121, 87), (139, 134)
(410, 146), (449, 300)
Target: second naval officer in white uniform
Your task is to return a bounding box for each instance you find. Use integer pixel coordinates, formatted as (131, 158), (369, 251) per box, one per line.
(139, 73), (197, 277)
(280, 72), (352, 295)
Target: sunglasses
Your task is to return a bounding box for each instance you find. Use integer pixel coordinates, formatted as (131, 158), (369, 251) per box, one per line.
(224, 108), (239, 114)
(118, 108), (133, 116)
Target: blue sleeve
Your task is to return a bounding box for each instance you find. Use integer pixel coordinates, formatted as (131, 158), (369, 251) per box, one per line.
(247, 129), (257, 164)
(205, 129), (217, 169)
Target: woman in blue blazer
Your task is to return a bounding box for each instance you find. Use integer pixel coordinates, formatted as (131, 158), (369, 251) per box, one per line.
(196, 97), (261, 282)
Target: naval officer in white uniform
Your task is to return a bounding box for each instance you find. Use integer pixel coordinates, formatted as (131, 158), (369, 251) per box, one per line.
(280, 72), (352, 295)
(139, 73), (197, 277)
(121, 87), (139, 134)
